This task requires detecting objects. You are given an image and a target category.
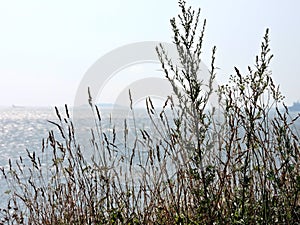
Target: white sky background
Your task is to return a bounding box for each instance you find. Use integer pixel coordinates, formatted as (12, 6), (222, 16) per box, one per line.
(0, 0), (299, 106)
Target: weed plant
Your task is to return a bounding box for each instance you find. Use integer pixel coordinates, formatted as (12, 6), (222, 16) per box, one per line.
(1, 1), (299, 224)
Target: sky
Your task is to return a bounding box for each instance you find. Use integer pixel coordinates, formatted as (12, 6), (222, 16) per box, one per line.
(0, 0), (300, 107)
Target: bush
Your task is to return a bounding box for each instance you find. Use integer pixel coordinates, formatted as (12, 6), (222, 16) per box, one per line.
(1, 1), (299, 224)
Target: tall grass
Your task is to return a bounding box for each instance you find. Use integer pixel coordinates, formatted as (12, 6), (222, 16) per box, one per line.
(1, 0), (299, 224)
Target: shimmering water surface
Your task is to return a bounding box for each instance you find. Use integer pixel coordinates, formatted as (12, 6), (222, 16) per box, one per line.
(0, 106), (155, 208)
(1, 106), (299, 209)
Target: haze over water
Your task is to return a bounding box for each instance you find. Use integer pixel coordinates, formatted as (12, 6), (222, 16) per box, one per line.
(0, 106), (154, 208)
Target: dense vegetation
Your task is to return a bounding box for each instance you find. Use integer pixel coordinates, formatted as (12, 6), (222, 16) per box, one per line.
(1, 1), (299, 224)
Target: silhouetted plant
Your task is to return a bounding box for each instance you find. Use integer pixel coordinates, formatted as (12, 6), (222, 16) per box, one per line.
(0, 0), (299, 224)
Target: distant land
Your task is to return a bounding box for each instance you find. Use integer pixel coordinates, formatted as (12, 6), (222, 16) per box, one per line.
(288, 101), (300, 112)
(2, 101), (300, 112)
(74, 103), (128, 109)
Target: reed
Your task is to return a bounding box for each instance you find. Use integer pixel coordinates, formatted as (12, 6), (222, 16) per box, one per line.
(1, 1), (299, 224)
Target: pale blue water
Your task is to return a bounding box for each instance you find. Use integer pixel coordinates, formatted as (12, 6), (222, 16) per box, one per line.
(0, 107), (54, 207)
(0, 106), (154, 209)
(1, 106), (299, 210)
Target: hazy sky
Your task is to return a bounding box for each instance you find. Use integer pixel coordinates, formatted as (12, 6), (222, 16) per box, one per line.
(0, 0), (299, 106)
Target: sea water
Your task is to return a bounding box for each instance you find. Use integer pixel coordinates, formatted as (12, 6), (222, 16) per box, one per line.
(1, 106), (299, 210)
(0, 106), (156, 209)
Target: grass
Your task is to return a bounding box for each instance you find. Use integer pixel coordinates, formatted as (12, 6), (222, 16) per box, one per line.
(1, 0), (300, 224)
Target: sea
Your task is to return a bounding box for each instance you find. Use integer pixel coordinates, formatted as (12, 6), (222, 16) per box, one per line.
(0, 105), (157, 209)
(1, 105), (300, 210)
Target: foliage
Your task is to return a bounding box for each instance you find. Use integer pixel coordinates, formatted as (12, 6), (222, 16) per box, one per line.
(1, 0), (299, 224)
